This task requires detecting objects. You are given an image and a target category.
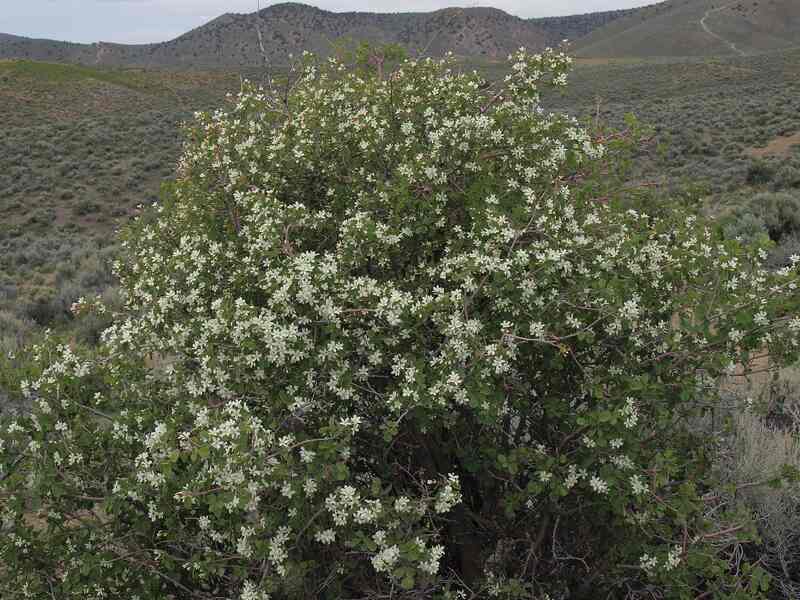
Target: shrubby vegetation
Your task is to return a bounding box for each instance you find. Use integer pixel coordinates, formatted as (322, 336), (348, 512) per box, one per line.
(541, 50), (800, 195)
(715, 367), (800, 599)
(721, 191), (800, 268)
(4, 49), (800, 352)
(0, 61), (239, 350)
(3, 49), (800, 599)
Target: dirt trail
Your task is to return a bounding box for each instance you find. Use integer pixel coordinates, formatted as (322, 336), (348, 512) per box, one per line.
(747, 131), (800, 158)
(700, 3), (747, 56)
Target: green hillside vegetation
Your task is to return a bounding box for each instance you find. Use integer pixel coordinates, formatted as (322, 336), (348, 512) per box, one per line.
(551, 49), (800, 180)
(706, 0), (800, 52)
(574, 0), (719, 57)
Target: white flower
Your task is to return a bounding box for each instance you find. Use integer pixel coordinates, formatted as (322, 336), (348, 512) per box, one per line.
(303, 478), (318, 496)
(373, 530), (387, 547)
(630, 474), (648, 496)
(240, 580), (269, 600)
(281, 482), (295, 499)
(620, 398), (639, 429)
(371, 545), (400, 572)
(589, 475), (608, 494)
(620, 296), (641, 321)
(640, 553), (658, 574)
(268, 526), (292, 577)
(665, 546), (682, 571)
(299, 447), (316, 463)
(434, 474), (462, 514)
(529, 321), (545, 338)
(314, 529), (336, 545)
(564, 464), (582, 489)
(420, 544), (445, 575)
(237, 526), (255, 557)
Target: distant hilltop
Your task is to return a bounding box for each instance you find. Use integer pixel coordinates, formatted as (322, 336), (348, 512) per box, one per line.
(1, 0), (798, 67)
(0, 2), (642, 68)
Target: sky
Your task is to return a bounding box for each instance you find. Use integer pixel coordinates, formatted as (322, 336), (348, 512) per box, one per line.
(0, 0), (657, 44)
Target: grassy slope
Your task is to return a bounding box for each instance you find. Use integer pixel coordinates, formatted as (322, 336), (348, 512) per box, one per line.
(555, 46), (800, 146)
(0, 61), (239, 348)
(574, 0), (723, 58)
(708, 1), (800, 53)
(574, 0), (800, 58)
(545, 48), (800, 219)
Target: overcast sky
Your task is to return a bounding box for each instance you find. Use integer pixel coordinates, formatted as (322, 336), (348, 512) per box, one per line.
(0, 0), (657, 44)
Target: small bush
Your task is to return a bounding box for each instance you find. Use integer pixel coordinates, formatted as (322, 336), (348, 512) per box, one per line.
(774, 164), (800, 190)
(724, 403), (800, 599)
(723, 211), (768, 245)
(723, 191), (800, 266)
(72, 199), (100, 216)
(747, 160), (776, 185)
(768, 232), (800, 269)
(0, 309), (35, 352)
(21, 288), (64, 325)
(754, 192), (800, 240)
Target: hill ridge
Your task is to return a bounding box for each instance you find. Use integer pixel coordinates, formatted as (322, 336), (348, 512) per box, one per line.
(574, 0), (800, 58)
(3, 0), (800, 65)
(0, 2), (633, 67)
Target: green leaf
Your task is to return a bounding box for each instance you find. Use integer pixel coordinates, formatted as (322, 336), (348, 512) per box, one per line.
(401, 574), (415, 590)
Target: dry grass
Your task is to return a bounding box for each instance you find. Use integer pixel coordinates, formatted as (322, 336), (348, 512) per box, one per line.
(718, 366), (800, 597)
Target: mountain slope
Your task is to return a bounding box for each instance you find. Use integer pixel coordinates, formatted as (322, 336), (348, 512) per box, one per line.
(9, 1), (797, 66)
(0, 3), (635, 68)
(529, 7), (641, 43)
(574, 0), (800, 58)
(0, 36), (97, 63)
(137, 4), (553, 65)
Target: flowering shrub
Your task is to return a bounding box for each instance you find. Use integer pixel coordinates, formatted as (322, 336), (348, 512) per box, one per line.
(2, 49), (800, 599)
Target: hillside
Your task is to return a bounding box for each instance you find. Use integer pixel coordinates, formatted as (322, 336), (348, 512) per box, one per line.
(0, 60), (238, 349)
(575, 0), (800, 58)
(529, 7), (642, 42)
(0, 3), (635, 67)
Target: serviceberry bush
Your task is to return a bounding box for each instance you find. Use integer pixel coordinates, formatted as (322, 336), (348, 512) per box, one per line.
(2, 49), (800, 600)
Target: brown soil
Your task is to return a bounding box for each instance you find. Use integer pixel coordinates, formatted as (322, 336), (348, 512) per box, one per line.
(747, 131), (800, 158)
